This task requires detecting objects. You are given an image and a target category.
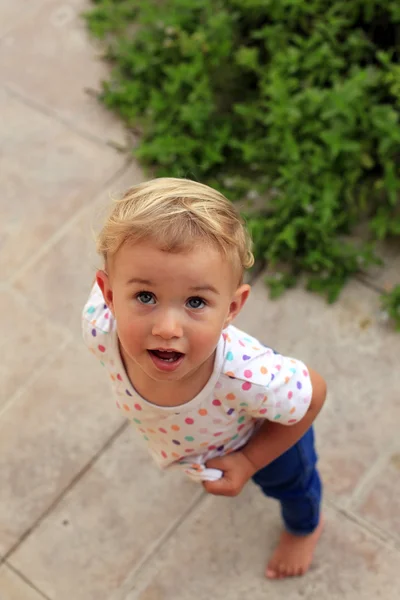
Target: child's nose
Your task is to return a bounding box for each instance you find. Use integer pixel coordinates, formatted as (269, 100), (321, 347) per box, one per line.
(152, 310), (183, 340)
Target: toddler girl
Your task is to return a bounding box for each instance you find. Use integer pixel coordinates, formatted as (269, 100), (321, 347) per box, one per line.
(82, 178), (327, 579)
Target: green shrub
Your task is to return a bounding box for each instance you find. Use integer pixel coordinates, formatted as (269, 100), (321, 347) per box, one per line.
(381, 285), (400, 330)
(85, 0), (400, 306)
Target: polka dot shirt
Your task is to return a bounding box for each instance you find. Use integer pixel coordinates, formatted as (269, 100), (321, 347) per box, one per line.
(82, 284), (313, 482)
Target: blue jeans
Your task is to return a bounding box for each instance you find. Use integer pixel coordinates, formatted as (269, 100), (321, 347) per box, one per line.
(251, 426), (322, 535)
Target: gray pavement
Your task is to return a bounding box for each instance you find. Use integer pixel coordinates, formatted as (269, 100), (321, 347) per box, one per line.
(0, 2), (399, 599)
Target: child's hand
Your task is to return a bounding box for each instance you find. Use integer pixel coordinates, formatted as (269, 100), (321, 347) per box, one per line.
(202, 451), (256, 497)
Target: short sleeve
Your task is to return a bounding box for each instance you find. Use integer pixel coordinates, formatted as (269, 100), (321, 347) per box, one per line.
(82, 282), (114, 357)
(250, 353), (313, 425)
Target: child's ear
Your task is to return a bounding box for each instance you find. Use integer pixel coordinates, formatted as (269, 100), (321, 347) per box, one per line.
(96, 270), (115, 315)
(224, 284), (251, 328)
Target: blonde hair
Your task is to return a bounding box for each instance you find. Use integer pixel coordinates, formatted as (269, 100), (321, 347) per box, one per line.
(96, 178), (254, 282)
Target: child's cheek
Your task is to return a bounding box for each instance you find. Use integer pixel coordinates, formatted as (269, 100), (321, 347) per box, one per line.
(191, 324), (221, 358)
(118, 315), (145, 354)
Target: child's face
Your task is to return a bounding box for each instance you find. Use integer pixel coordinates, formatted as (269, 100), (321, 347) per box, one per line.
(96, 240), (250, 388)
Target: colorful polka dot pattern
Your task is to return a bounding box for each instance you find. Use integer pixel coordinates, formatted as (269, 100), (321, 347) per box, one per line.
(82, 284), (313, 482)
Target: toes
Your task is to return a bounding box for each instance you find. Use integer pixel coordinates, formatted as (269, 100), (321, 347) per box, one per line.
(266, 560), (280, 579)
(271, 563), (305, 579)
(266, 562), (297, 579)
(266, 569), (278, 579)
(265, 566), (279, 579)
(280, 564), (295, 578)
(278, 563), (288, 578)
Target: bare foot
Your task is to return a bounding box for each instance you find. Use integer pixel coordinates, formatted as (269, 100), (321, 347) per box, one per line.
(266, 518), (324, 579)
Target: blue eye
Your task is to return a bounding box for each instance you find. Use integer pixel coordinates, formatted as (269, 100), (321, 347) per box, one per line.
(136, 292), (155, 305)
(187, 297), (205, 309)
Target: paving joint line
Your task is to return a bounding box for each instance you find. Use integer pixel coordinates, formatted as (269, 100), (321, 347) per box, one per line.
(2, 420), (129, 565)
(355, 273), (386, 295)
(7, 161), (133, 286)
(6, 284), (73, 340)
(8, 281), (87, 346)
(113, 490), (207, 600)
(3, 83), (129, 152)
(346, 440), (398, 511)
(0, 335), (72, 421)
(325, 497), (400, 553)
(2, 562), (52, 600)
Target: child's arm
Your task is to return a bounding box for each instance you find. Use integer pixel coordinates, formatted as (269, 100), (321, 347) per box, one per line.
(241, 366), (326, 473)
(203, 367), (327, 497)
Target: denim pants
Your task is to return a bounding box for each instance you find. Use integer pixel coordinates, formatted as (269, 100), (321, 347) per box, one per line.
(251, 426), (322, 535)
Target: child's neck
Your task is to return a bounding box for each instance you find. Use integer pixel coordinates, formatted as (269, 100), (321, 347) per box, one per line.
(119, 343), (216, 408)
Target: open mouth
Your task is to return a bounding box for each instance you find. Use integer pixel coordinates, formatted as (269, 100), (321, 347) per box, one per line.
(148, 349), (184, 363)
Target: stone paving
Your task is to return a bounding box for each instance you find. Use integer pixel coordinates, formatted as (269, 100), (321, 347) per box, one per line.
(0, 2), (400, 599)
